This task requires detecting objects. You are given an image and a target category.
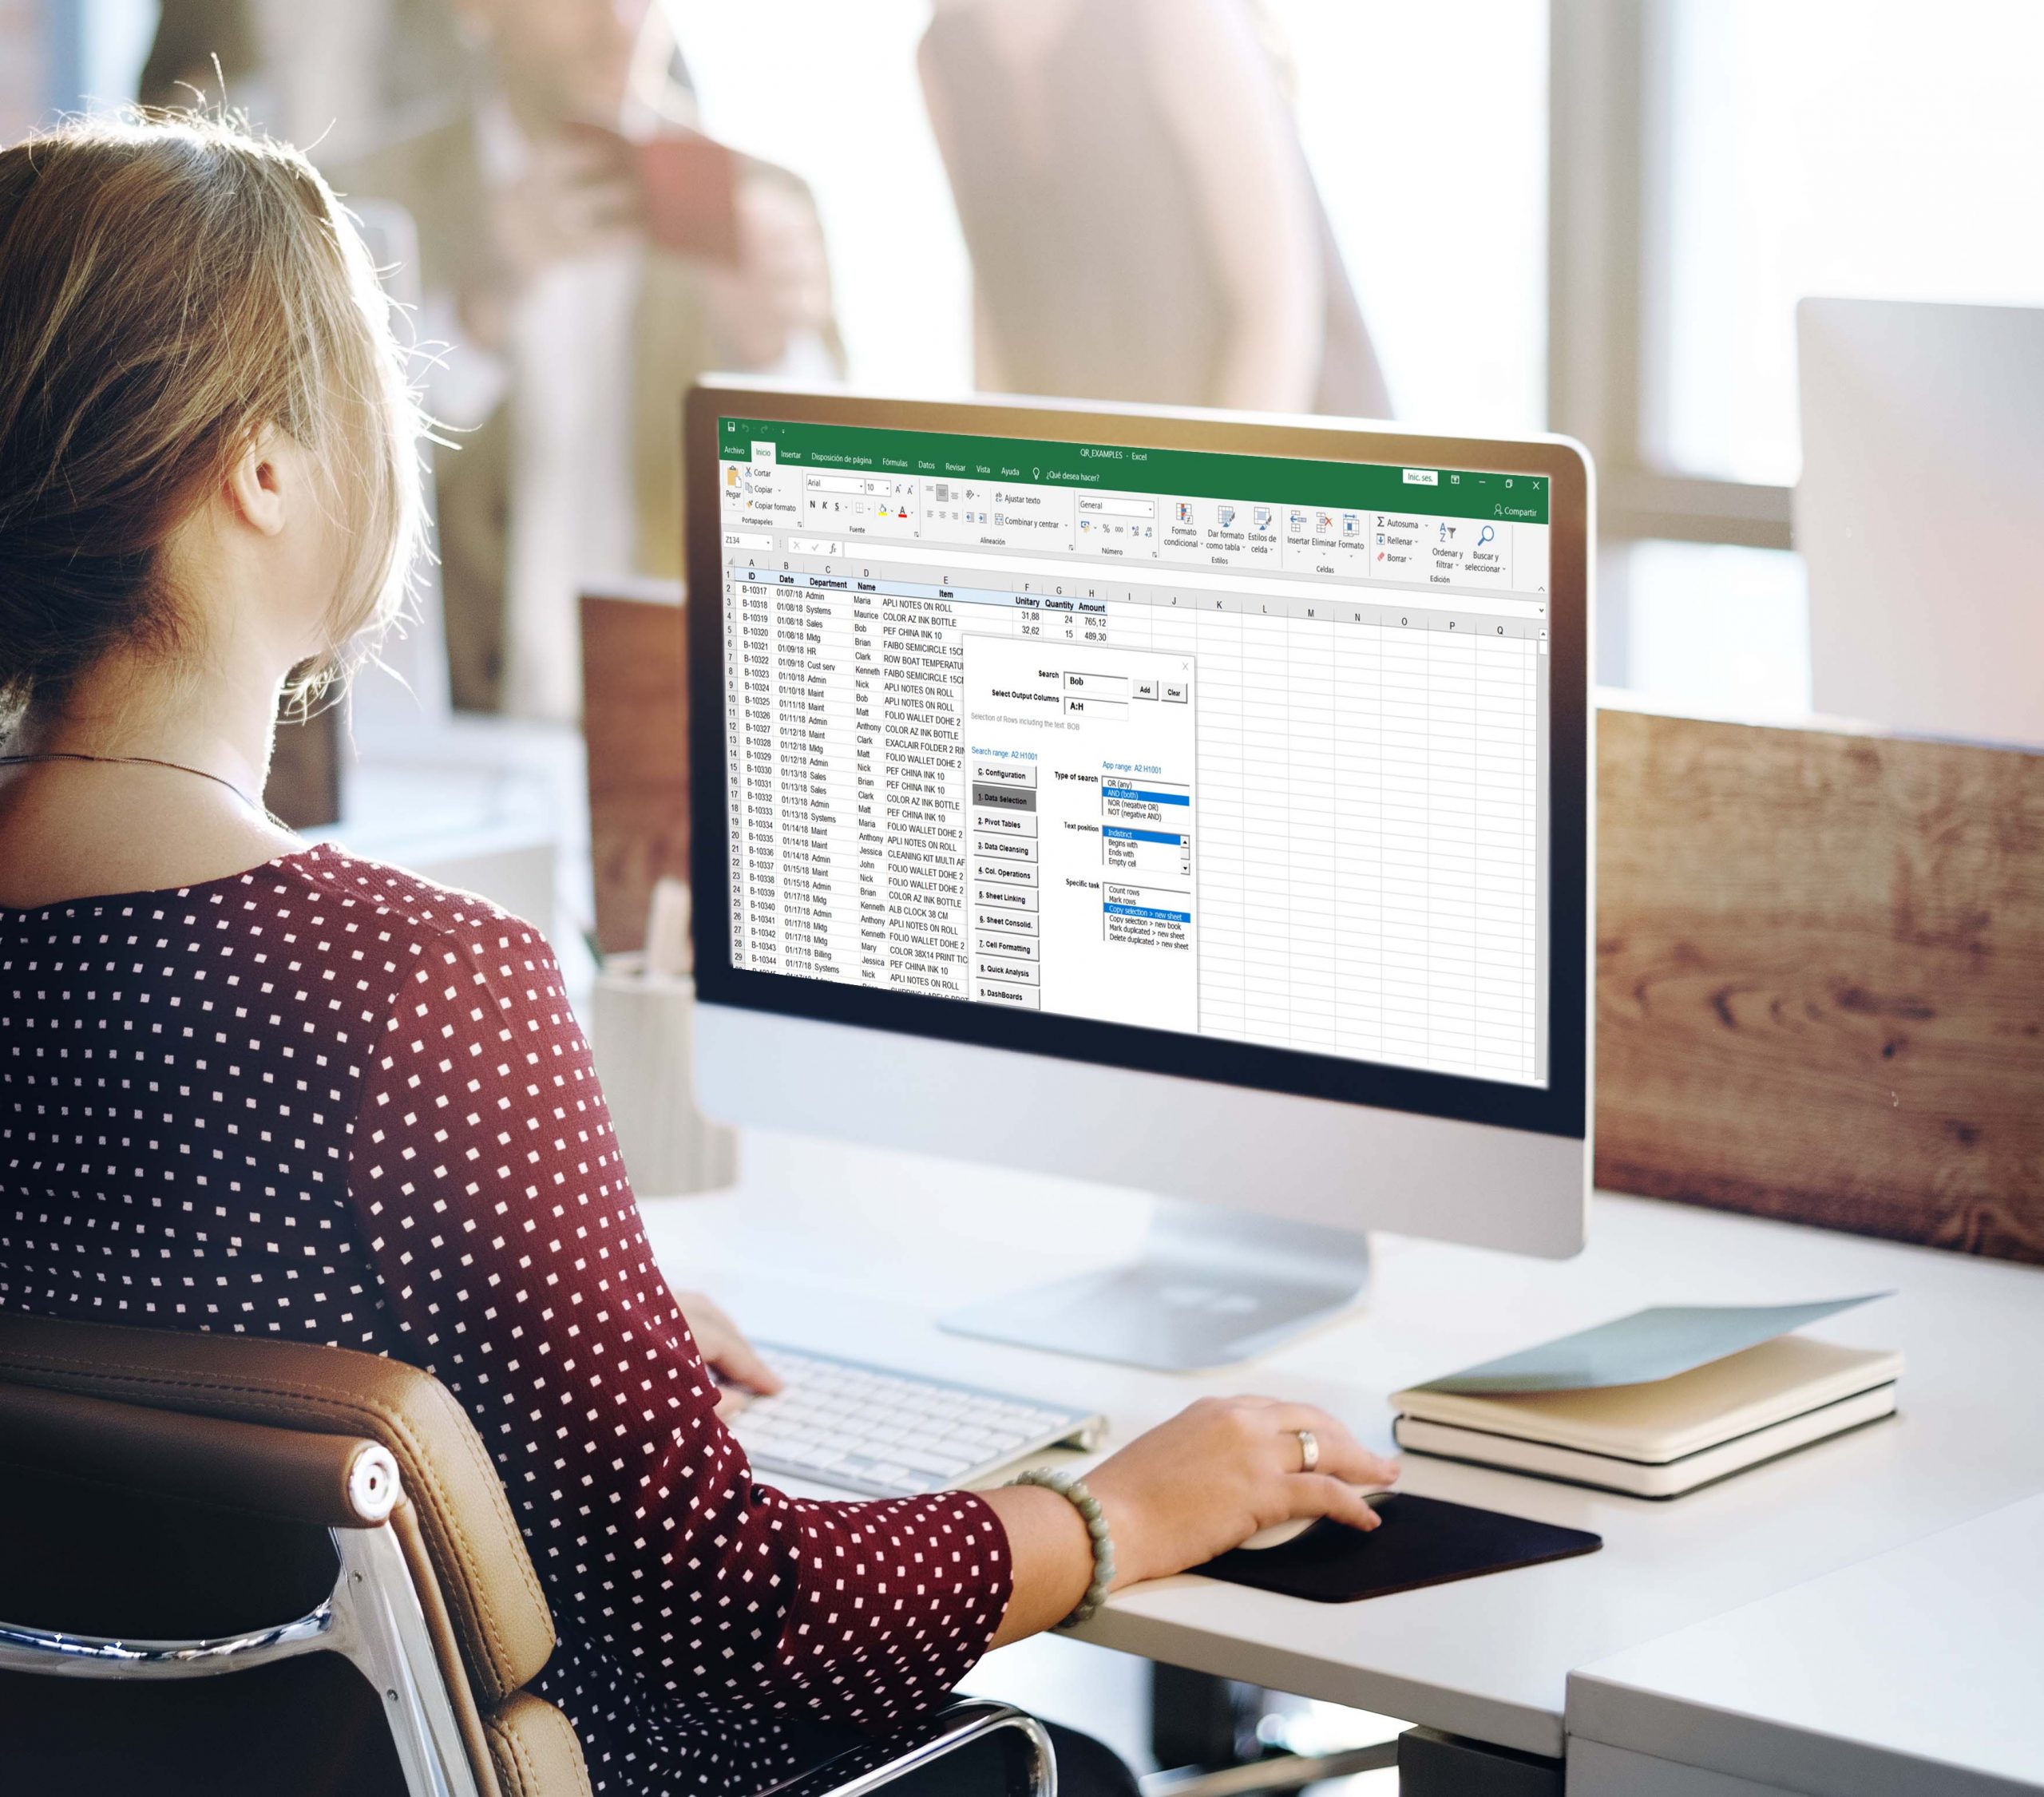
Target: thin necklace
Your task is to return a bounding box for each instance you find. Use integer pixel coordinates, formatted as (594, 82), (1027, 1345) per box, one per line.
(0, 750), (261, 813)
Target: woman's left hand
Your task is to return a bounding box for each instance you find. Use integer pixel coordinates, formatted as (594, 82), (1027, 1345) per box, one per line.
(672, 1288), (784, 1419)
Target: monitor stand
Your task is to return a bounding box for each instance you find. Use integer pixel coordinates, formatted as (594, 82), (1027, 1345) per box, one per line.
(940, 1199), (1371, 1371)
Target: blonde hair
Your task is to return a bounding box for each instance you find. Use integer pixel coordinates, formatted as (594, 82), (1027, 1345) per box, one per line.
(0, 113), (425, 735)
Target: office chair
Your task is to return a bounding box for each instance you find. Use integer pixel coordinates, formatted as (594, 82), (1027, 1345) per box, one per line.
(0, 1312), (1055, 1797)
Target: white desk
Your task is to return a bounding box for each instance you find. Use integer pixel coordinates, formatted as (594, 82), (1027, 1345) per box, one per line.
(1567, 1494), (2044, 1796)
(639, 1132), (2044, 1768)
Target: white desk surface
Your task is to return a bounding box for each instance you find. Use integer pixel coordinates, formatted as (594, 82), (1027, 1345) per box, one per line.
(639, 1133), (2044, 1761)
(1568, 1493), (2044, 1797)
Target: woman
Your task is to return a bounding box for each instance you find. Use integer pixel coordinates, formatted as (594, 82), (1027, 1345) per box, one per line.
(0, 117), (1396, 1796)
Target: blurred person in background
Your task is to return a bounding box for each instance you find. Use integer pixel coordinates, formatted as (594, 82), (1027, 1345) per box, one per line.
(920, 0), (1389, 419)
(138, 1), (469, 167)
(338, 0), (841, 720)
(137, 0), (264, 117)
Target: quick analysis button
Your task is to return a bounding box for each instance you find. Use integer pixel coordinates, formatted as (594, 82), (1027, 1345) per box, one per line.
(974, 956), (1039, 987)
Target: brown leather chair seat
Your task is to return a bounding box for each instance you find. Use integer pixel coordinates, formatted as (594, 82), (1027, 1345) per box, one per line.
(0, 1312), (1052, 1797)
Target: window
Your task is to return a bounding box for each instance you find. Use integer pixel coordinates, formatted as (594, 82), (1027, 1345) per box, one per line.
(1553, 0), (2044, 707)
(1555, 0), (2044, 540)
(1271, 0), (1549, 433)
(1656, 0), (2044, 486)
(37, 0), (156, 120)
(681, 1), (1550, 430)
(683, 3), (975, 398)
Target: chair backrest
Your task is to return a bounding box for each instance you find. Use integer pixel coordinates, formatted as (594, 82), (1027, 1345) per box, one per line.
(0, 1312), (589, 1797)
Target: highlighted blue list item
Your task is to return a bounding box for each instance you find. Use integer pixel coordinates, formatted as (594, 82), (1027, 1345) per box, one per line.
(1102, 786), (1190, 805)
(1103, 826), (1182, 845)
(1104, 902), (1193, 923)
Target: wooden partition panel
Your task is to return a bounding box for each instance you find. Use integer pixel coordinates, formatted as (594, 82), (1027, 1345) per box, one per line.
(1595, 707), (2044, 1263)
(581, 588), (688, 956)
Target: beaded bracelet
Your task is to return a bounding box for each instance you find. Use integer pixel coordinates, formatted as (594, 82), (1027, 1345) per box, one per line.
(1006, 1467), (1115, 1628)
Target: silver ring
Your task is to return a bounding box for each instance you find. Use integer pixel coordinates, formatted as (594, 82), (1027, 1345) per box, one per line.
(1296, 1429), (1320, 1474)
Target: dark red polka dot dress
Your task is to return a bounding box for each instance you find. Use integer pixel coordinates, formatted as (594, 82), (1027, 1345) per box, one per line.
(0, 845), (1013, 1795)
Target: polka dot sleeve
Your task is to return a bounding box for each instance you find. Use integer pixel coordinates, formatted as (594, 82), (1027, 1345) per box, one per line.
(347, 921), (1014, 1731)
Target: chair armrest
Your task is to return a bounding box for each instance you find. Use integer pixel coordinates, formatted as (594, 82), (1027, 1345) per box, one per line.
(0, 1379), (398, 1527)
(766, 1700), (1056, 1797)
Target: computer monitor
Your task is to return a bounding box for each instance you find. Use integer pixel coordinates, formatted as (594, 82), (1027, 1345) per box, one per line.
(685, 383), (1592, 1368)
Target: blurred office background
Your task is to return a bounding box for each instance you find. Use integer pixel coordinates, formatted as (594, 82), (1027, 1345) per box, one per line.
(5, 2), (2041, 1780)
(6, 0), (2042, 724)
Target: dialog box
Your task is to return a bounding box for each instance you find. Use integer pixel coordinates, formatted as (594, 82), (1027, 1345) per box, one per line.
(964, 635), (1198, 1030)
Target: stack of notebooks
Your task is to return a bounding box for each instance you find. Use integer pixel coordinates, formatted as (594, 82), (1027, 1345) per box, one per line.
(1391, 1296), (1901, 1499)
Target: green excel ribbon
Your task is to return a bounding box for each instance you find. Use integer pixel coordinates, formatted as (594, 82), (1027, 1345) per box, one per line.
(719, 415), (1550, 524)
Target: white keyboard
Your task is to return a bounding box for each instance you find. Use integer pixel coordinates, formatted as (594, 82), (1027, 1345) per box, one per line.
(727, 1344), (1106, 1499)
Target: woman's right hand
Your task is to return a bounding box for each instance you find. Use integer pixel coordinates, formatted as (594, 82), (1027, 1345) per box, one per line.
(1086, 1396), (1400, 1588)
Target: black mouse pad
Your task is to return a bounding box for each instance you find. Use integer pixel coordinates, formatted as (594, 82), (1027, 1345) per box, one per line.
(1198, 1493), (1602, 1602)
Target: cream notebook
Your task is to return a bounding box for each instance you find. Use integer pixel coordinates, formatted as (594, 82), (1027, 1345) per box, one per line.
(1392, 1336), (1902, 1498)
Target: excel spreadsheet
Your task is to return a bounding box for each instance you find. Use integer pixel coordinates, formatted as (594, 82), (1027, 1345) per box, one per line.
(717, 416), (1552, 1088)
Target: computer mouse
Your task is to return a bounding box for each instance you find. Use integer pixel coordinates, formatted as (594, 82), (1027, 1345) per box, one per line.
(1236, 1490), (1392, 1550)
(1237, 1517), (1316, 1551)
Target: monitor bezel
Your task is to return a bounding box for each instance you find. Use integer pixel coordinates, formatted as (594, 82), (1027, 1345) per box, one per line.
(685, 382), (1590, 1141)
